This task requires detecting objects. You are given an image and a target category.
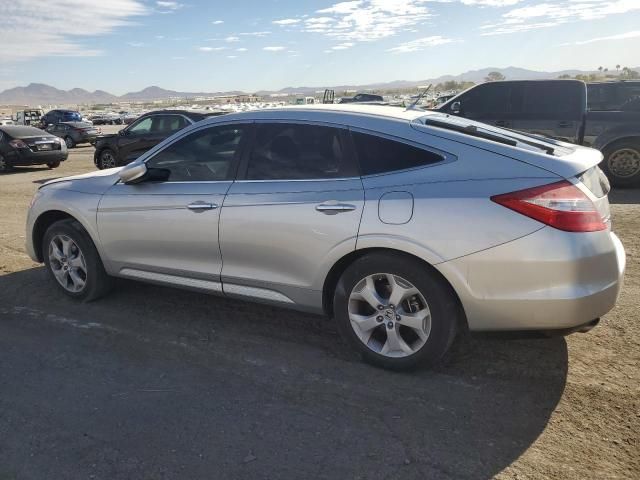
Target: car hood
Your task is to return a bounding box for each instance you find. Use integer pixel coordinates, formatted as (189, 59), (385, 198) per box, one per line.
(40, 167), (122, 194)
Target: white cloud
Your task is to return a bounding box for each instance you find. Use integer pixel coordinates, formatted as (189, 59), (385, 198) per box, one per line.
(0, 0), (147, 61)
(225, 36), (240, 42)
(561, 30), (640, 46)
(212, 20), (224, 25)
(127, 41), (145, 47)
(387, 35), (455, 53)
(156, 1), (184, 13)
(227, 55), (237, 59)
(263, 46), (286, 51)
(236, 47), (248, 52)
(481, 0), (640, 35)
(239, 31), (271, 37)
(298, 0), (435, 42)
(331, 42), (355, 50)
(461, 0), (520, 5)
(273, 18), (300, 25)
(198, 46), (226, 52)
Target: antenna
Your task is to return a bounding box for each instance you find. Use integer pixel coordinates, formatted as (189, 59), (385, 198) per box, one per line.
(405, 84), (432, 111)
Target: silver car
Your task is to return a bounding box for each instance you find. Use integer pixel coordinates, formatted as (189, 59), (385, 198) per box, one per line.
(26, 105), (626, 369)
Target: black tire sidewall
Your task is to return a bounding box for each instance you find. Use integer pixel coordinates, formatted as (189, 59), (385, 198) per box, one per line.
(99, 149), (117, 169)
(42, 220), (110, 302)
(47, 161), (61, 169)
(0, 154), (11, 172)
(602, 139), (640, 188)
(333, 253), (458, 370)
(65, 136), (75, 148)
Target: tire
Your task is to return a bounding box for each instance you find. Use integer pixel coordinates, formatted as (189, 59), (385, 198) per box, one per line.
(64, 136), (75, 149)
(333, 252), (459, 370)
(0, 154), (12, 173)
(97, 149), (118, 170)
(47, 161), (61, 169)
(42, 219), (113, 302)
(601, 139), (640, 188)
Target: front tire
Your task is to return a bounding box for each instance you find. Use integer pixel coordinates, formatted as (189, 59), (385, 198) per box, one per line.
(601, 139), (640, 188)
(43, 219), (113, 302)
(97, 149), (117, 170)
(333, 252), (459, 370)
(64, 136), (75, 149)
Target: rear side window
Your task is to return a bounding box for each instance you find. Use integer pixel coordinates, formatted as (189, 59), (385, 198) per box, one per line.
(458, 83), (522, 118)
(352, 131), (444, 175)
(588, 83), (640, 111)
(246, 123), (355, 180)
(522, 82), (584, 118)
(153, 115), (190, 134)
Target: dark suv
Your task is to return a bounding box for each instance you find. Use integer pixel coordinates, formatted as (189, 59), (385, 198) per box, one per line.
(93, 110), (226, 169)
(41, 109), (83, 126)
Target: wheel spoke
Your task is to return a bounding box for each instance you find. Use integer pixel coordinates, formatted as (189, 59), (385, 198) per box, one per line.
(50, 242), (64, 261)
(68, 253), (85, 270)
(68, 268), (85, 290)
(349, 312), (380, 333)
(381, 327), (413, 355)
(60, 237), (72, 257)
(353, 276), (384, 310)
(387, 274), (419, 307)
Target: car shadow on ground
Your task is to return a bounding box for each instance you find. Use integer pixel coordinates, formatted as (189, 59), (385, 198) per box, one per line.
(1, 166), (51, 176)
(608, 187), (640, 204)
(0, 267), (568, 479)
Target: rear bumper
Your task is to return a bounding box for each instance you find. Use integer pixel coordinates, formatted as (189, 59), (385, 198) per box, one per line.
(436, 227), (626, 331)
(5, 149), (67, 166)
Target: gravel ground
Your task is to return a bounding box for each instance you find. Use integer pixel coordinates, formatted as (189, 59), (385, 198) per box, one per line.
(0, 137), (638, 479)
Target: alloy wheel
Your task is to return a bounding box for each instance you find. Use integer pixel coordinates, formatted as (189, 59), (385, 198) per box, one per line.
(608, 148), (640, 178)
(65, 137), (74, 148)
(100, 151), (116, 169)
(48, 234), (87, 293)
(348, 273), (431, 358)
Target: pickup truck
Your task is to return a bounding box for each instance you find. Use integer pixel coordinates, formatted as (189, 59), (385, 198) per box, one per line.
(437, 80), (640, 187)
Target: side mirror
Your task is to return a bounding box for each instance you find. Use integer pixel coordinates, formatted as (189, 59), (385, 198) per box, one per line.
(119, 129), (128, 136)
(451, 101), (461, 114)
(118, 161), (147, 183)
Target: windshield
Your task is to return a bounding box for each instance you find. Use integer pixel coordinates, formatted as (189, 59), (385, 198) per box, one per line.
(62, 112), (82, 121)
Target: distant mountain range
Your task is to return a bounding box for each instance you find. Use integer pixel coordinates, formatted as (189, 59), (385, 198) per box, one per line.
(0, 66), (633, 105)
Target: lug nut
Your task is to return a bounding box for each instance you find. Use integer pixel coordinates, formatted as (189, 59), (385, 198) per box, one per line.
(387, 322), (393, 329)
(377, 305), (384, 310)
(376, 316), (383, 322)
(389, 304), (395, 309)
(396, 315), (401, 321)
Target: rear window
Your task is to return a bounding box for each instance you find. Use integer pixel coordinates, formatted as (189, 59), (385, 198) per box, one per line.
(62, 112), (82, 122)
(458, 82), (520, 117)
(352, 131), (444, 175)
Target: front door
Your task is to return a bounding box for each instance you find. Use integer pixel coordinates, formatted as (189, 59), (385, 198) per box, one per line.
(219, 121), (364, 306)
(97, 123), (249, 290)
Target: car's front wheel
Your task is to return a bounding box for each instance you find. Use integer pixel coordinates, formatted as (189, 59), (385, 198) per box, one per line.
(43, 219), (113, 302)
(0, 154), (12, 173)
(64, 136), (75, 149)
(97, 149), (117, 170)
(333, 252), (459, 370)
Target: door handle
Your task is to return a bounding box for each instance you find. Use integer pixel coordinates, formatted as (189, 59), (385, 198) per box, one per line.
(315, 203), (356, 214)
(187, 202), (218, 212)
(558, 121), (572, 128)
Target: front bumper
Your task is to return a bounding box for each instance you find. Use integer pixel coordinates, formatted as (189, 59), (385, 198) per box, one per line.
(436, 227), (626, 331)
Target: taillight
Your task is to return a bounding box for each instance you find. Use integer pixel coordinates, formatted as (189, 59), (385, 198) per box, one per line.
(9, 139), (28, 149)
(491, 180), (607, 232)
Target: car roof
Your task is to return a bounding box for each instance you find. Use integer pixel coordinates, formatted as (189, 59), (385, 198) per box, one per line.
(142, 109), (225, 118)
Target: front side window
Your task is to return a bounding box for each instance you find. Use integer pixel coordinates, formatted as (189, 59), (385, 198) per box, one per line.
(352, 131), (444, 176)
(128, 117), (153, 135)
(146, 125), (246, 182)
(246, 123), (354, 180)
(153, 115), (190, 134)
(460, 83), (521, 118)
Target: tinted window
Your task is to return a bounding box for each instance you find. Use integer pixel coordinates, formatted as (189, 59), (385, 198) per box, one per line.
(62, 112), (82, 122)
(146, 125), (245, 182)
(588, 83), (640, 111)
(459, 83), (522, 118)
(352, 131), (444, 175)
(522, 82), (583, 117)
(128, 117), (153, 135)
(246, 123), (355, 180)
(152, 115), (190, 134)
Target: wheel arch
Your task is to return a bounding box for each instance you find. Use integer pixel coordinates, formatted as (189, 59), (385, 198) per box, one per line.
(32, 210), (101, 264)
(322, 247), (468, 330)
(596, 134), (640, 153)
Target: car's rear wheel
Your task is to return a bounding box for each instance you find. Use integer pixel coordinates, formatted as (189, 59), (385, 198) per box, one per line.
(0, 154), (12, 173)
(333, 252), (459, 370)
(97, 149), (117, 169)
(64, 136), (75, 149)
(47, 161), (61, 169)
(43, 219), (113, 302)
(601, 139), (640, 188)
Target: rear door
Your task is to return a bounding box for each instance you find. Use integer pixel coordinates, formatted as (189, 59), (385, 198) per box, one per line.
(511, 81), (586, 143)
(219, 121), (364, 306)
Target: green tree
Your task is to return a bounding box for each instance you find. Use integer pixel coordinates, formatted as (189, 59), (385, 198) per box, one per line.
(484, 71), (506, 82)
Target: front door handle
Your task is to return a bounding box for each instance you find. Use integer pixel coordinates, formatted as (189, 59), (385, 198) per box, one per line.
(187, 201), (218, 212)
(315, 203), (356, 214)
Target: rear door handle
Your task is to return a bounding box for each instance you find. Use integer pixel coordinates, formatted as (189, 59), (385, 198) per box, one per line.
(187, 201), (217, 212)
(315, 203), (357, 214)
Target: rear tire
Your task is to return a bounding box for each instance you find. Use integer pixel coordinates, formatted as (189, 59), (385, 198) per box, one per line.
(0, 154), (11, 173)
(601, 139), (640, 188)
(333, 252), (459, 370)
(47, 161), (61, 169)
(43, 219), (113, 302)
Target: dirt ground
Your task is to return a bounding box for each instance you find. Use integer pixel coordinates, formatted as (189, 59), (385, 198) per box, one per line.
(0, 135), (638, 479)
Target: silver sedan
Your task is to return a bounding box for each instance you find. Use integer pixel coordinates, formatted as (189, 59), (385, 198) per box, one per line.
(26, 105), (626, 369)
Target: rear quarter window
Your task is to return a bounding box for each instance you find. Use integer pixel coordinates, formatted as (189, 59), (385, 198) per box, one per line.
(352, 131), (444, 176)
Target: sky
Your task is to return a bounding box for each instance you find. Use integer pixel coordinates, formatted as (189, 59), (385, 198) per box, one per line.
(0, 0), (639, 94)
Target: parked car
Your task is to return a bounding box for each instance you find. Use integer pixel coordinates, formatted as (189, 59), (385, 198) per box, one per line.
(437, 80), (640, 187)
(13, 109), (44, 127)
(89, 113), (122, 125)
(339, 93), (384, 103)
(26, 105), (625, 369)
(46, 121), (100, 148)
(0, 119), (15, 126)
(41, 109), (83, 126)
(93, 109), (225, 169)
(0, 125), (67, 172)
